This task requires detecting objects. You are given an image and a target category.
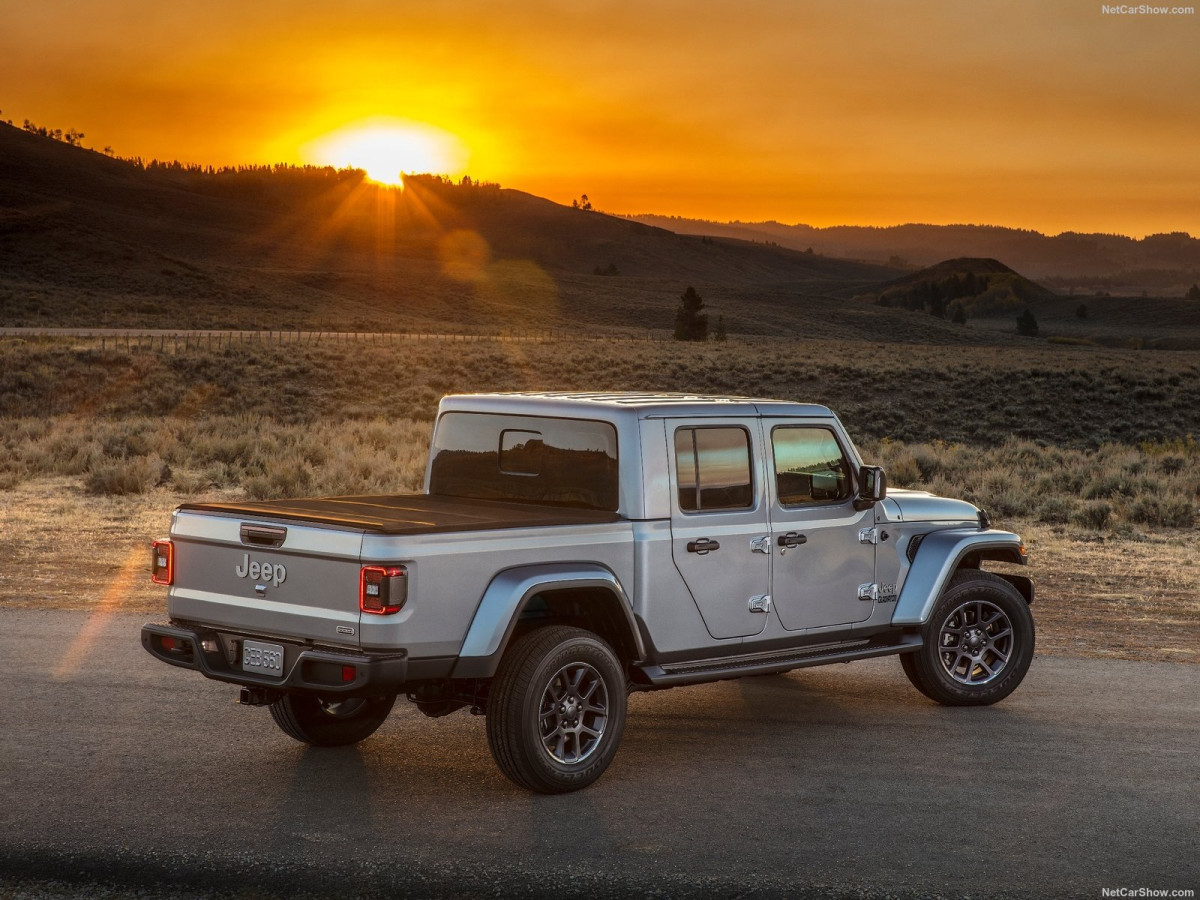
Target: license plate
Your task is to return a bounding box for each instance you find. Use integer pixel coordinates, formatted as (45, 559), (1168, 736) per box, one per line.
(242, 640), (285, 678)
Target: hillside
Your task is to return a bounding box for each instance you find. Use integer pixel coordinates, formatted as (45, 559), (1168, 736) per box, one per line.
(869, 258), (1056, 317)
(630, 215), (1200, 293)
(1, 123), (956, 339)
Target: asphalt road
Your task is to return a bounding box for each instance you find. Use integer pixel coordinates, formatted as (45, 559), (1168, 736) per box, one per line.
(1, 609), (1196, 899)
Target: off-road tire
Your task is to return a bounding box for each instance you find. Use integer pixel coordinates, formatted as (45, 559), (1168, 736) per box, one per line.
(901, 570), (1034, 706)
(486, 625), (627, 793)
(269, 693), (396, 747)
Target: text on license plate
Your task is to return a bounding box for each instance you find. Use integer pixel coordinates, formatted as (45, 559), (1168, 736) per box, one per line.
(242, 640), (285, 677)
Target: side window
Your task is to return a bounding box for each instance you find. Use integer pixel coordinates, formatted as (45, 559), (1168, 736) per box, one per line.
(772, 427), (852, 506)
(674, 427), (754, 512)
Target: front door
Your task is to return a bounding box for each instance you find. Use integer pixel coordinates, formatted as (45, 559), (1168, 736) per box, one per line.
(766, 422), (876, 631)
(668, 420), (771, 640)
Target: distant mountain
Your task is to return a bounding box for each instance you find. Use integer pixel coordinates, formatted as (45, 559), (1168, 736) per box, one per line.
(629, 215), (1200, 293)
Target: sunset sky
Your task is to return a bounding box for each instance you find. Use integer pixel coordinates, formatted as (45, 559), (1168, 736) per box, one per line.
(3, 0), (1197, 236)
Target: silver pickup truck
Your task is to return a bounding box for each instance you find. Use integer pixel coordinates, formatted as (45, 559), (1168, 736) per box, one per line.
(143, 392), (1034, 792)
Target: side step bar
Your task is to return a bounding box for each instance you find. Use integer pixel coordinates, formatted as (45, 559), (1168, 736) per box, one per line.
(635, 634), (922, 688)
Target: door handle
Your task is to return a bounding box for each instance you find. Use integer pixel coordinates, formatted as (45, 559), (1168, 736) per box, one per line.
(777, 532), (807, 548)
(686, 538), (720, 554)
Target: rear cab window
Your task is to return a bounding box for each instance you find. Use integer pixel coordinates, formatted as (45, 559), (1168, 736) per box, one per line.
(430, 413), (619, 510)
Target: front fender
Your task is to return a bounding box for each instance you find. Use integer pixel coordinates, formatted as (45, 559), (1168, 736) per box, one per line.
(891, 529), (1026, 626)
(451, 563), (644, 679)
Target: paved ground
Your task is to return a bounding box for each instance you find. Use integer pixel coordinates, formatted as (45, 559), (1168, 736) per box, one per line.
(1, 609), (1196, 898)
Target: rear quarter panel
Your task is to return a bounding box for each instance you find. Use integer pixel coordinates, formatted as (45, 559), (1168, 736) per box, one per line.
(358, 521), (636, 656)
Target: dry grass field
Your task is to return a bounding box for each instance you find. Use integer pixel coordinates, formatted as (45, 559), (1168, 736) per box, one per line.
(2, 479), (1196, 664)
(1, 334), (1197, 664)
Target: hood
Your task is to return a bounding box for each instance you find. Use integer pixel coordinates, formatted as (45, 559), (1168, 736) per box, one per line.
(885, 489), (981, 523)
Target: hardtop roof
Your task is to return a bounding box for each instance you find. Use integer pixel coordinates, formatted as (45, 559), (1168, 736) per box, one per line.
(438, 391), (833, 419)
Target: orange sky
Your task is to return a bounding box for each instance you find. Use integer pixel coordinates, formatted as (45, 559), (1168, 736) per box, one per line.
(3, 0), (1198, 236)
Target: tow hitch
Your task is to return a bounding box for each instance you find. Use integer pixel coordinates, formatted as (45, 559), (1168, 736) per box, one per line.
(238, 686), (282, 707)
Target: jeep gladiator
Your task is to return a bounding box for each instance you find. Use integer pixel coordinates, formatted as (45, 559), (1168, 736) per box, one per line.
(143, 392), (1034, 792)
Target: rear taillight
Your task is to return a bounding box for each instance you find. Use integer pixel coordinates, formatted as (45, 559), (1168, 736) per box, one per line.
(151, 539), (174, 585)
(359, 565), (407, 615)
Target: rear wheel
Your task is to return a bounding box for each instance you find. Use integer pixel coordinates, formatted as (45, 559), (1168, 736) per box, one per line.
(901, 570), (1034, 706)
(269, 693), (396, 747)
(486, 625), (627, 793)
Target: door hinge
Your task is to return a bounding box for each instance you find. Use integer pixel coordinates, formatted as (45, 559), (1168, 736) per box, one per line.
(859, 527), (879, 545)
(748, 594), (772, 613)
(857, 583), (879, 602)
(749, 535), (771, 555)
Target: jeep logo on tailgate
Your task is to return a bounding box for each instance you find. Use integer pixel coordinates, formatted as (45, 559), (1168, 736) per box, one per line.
(235, 553), (287, 587)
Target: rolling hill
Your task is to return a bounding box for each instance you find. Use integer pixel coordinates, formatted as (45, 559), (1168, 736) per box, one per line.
(1, 122), (932, 339)
(868, 258), (1056, 316)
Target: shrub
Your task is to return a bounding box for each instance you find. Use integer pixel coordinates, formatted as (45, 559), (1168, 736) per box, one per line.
(1036, 496), (1075, 524)
(171, 469), (212, 494)
(1071, 500), (1112, 530)
(888, 454), (922, 486)
(84, 455), (166, 495)
(1082, 474), (1134, 499)
(1126, 495), (1196, 528)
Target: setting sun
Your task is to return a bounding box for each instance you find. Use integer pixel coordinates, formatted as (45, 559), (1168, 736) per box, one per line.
(303, 119), (469, 185)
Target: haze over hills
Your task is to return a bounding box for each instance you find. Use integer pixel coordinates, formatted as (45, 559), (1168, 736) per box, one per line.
(629, 215), (1200, 294)
(3, 122), (1199, 347)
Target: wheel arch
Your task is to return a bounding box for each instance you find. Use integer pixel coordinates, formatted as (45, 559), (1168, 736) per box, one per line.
(450, 564), (645, 679)
(892, 529), (1028, 626)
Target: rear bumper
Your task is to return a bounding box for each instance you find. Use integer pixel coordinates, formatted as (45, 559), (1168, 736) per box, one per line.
(141, 622), (408, 696)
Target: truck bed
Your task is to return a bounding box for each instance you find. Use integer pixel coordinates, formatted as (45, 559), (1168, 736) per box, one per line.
(178, 494), (624, 535)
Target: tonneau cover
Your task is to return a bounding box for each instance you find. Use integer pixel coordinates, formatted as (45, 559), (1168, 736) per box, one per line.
(178, 493), (624, 535)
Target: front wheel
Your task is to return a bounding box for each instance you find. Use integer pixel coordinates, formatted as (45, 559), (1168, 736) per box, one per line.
(486, 626), (628, 793)
(269, 693), (396, 747)
(901, 570), (1034, 706)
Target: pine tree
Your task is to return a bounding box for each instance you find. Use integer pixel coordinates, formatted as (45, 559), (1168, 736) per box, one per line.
(673, 286), (709, 341)
(1016, 308), (1039, 336)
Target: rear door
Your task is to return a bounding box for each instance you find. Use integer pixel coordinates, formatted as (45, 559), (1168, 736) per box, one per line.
(668, 419), (771, 640)
(168, 513), (365, 647)
(766, 421), (876, 631)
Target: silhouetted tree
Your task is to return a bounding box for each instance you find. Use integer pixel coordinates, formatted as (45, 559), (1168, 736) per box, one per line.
(928, 294), (946, 319)
(674, 286), (708, 341)
(1016, 309), (1039, 336)
(1187, 283), (1200, 301)
(572, 194), (593, 211)
(714, 315), (727, 341)
(1075, 303), (1089, 320)
(950, 302), (967, 324)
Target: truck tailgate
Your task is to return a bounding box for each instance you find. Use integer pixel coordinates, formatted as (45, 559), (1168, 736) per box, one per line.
(168, 510), (364, 647)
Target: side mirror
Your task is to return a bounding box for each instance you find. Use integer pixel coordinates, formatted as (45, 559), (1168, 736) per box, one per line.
(854, 465), (887, 510)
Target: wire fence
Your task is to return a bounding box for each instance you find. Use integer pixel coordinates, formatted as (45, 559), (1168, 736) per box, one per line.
(0, 328), (695, 352)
